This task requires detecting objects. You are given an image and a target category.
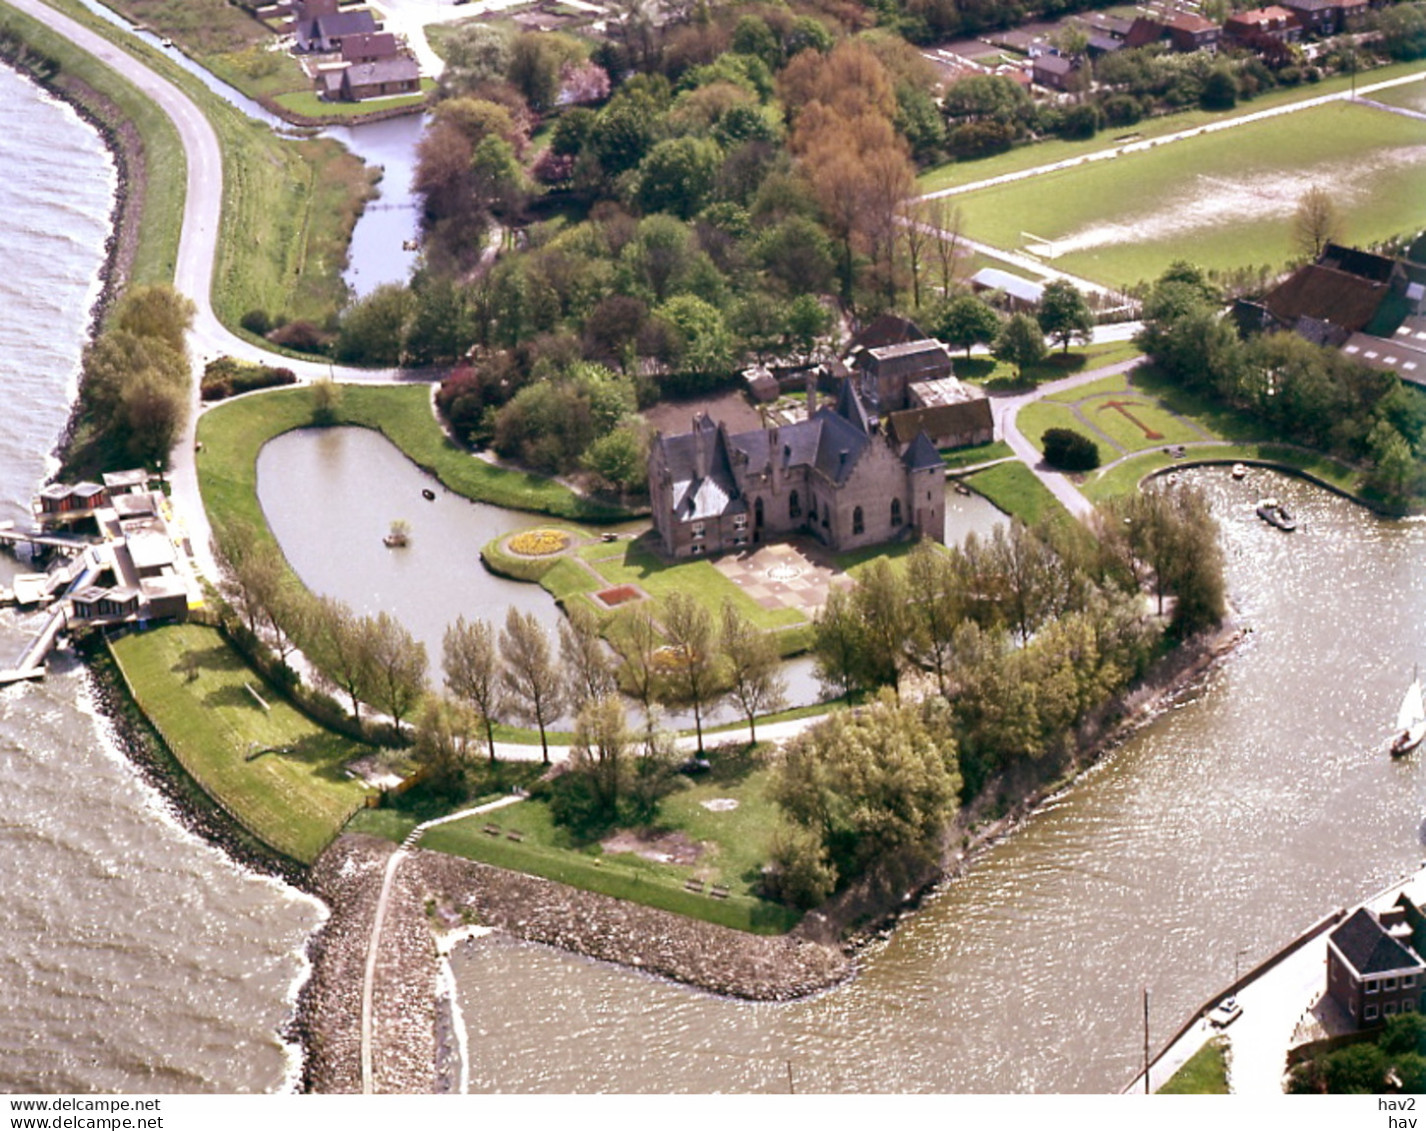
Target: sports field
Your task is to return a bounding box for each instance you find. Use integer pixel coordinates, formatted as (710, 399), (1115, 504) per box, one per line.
(951, 101), (1426, 289)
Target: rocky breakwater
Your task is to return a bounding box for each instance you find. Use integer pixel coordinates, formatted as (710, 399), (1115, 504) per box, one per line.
(415, 850), (852, 1002)
(302, 835), (437, 1094)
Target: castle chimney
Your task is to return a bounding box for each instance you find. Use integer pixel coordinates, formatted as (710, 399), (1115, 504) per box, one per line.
(693, 413), (711, 480)
(806, 372), (818, 419)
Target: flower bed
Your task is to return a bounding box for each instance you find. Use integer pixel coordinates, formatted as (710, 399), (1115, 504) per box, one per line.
(507, 529), (571, 557)
(596, 584), (641, 607)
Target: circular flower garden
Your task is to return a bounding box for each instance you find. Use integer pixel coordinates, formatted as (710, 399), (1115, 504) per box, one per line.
(507, 528), (571, 556)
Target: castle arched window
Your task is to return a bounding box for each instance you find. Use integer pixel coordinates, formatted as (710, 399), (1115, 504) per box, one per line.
(853, 506), (864, 535)
(789, 490), (801, 519)
(891, 497), (903, 527)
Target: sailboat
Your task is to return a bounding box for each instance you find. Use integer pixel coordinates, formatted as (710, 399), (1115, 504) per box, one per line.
(1391, 671), (1426, 758)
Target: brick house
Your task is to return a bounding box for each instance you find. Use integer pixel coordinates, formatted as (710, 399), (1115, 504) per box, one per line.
(649, 357), (956, 559)
(1165, 12), (1221, 52)
(1225, 6), (1303, 46)
(339, 32), (398, 64)
(1278, 0), (1371, 35)
(294, 8), (379, 53)
(1327, 895), (1426, 1029)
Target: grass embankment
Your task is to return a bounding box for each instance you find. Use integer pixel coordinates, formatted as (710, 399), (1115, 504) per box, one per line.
(38, 0), (372, 330)
(917, 60), (1426, 195)
(1159, 1037), (1230, 1094)
(110, 623), (372, 863)
(944, 98), (1426, 290)
(961, 461), (1069, 527)
(414, 755), (802, 935)
(0, 2), (184, 286)
(955, 341), (1141, 391)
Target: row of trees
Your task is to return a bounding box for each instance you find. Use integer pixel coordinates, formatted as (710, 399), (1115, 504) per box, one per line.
(1136, 262), (1426, 503)
(776, 500), (1226, 903)
(67, 285), (194, 476)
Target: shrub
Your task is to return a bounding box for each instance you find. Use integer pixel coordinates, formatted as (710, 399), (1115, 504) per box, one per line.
(200, 357), (299, 401)
(241, 309), (272, 335)
(267, 320), (331, 354)
(1042, 427), (1100, 471)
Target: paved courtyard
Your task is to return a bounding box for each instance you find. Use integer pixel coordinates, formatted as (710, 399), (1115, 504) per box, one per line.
(711, 539), (849, 616)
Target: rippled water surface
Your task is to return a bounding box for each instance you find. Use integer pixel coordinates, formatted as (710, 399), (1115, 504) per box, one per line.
(0, 66), (320, 1094)
(451, 470), (1426, 1093)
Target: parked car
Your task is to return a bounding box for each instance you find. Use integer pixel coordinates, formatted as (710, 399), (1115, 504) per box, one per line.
(1209, 997), (1243, 1027)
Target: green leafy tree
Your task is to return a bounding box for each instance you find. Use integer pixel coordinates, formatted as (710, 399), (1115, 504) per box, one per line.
(933, 293), (1001, 358)
(361, 611), (428, 735)
(1036, 279), (1094, 354)
(412, 697), (475, 791)
(658, 591), (721, 753)
(773, 691), (961, 883)
(334, 284), (414, 366)
(636, 137), (722, 220)
(560, 604), (618, 711)
(1292, 185), (1342, 261)
(719, 602), (787, 744)
(994, 312), (1047, 379)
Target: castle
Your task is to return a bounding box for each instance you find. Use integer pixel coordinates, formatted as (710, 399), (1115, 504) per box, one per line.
(649, 337), (993, 559)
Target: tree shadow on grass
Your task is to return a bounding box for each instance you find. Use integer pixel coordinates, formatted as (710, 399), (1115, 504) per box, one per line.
(254, 732), (363, 784)
(704, 740), (764, 786)
(203, 683), (268, 711)
(170, 644), (245, 680)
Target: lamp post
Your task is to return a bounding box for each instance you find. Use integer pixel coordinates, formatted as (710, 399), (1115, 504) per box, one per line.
(1236, 947), (1249, 987)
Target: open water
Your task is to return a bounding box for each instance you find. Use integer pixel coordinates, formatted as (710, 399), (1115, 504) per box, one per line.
(0, 65), (320, 1094)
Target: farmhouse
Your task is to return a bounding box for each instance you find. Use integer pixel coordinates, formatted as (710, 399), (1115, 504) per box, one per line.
(649, 346), (980, 558)
(1326, 894), (1426, 1029)
(1165, 12), (1221, 52)
(293, 3), (380, 54)
(1238, 244), (1426, 381)
(1277, 0), (1371, 35)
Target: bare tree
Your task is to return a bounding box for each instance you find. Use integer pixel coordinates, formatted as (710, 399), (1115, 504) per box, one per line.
(613, 603), (664, 753)
(719, 602), (786, 745)
(560, 604), (617, 712)
(1293, 186), (1341, 261)
(902, 198), (937, 311)
(444, 615), (502, 762)
(363, 611), (428, 735)
(928, 197), (965, 299)
(499, 608), (565, 763)
(660, 592), (721, 754)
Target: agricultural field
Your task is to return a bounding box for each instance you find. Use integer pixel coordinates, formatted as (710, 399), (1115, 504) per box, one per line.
(951, 101), (1426, 290)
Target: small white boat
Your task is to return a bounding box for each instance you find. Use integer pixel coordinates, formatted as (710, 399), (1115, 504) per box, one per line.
(1231, 463), (1248, 480)
(1392, 674), (1426, 758)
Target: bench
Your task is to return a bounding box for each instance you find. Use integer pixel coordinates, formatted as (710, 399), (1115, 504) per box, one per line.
(506, 830), (524, 842)
(709, 885), (729, 900)
(683, 879), (705, 894)
(483, 824), (500, 837)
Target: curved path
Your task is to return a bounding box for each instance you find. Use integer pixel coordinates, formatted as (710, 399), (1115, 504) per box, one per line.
(992, 354), (1146, 521)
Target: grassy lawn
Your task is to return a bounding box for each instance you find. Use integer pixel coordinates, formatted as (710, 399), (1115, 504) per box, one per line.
(110, 624), (372, 863)
(961, 460), (1069, 526)
(418, 771), (802, 935)
(1159, 1037), (1230, 1094)
(917, 60), (1426, 195)
(274, 83), (434, 121)
(1017, 401), (1116, 464)
(1082, 442), (1366, 501)
(1045, 372), (1132, 403)
(1368, 75), (1426, 113)
(944, 100), (1426, 290)
(0, 2), (186, 287)
(1077, 395), (1206, 452)
(942, 439), (1014, 468)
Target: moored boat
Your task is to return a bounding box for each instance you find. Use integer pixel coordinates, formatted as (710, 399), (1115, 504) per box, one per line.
(1256, 498), (1296, 531)
(1231, 463), (1248, 480)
